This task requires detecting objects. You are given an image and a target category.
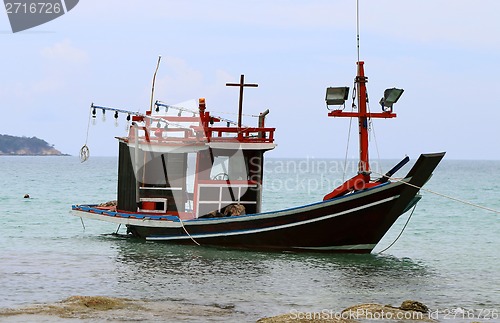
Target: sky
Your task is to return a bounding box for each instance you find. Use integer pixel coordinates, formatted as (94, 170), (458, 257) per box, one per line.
(1, 0), (500, 160)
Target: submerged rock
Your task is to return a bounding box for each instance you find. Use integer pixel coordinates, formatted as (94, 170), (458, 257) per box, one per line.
(0, 295), (235, 321)
(259, 301), (435, 322)
(342, 303), (435, 322)
(61, 296), (128, 311)
(0, 296), (141, 319)
(257, 313), (356, 322)
(399, 300), (429, 313)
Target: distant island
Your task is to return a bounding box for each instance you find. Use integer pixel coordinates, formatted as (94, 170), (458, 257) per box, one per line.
(0, 134), (67, 156)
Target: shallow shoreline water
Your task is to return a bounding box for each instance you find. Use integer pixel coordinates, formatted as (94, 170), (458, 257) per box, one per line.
(0, 157), (499, 322)
(0, 296), (496, 322)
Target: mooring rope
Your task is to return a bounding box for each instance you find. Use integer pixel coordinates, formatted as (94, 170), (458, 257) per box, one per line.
(79, 217), (86, 230)
(373, 171), (500, 215)
(376, 170), (499, 253)
(178, 217), (201, 246)
(377, 204), (417, 254)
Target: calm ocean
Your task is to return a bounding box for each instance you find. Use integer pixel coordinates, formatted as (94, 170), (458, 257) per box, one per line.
(0, 156), (499, 322)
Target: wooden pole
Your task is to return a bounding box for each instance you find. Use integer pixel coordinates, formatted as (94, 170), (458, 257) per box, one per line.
(226, 74), (258, 137)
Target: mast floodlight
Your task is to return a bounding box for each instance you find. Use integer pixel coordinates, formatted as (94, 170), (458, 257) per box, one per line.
(325, 87), (350, 106)
(380, 88), (404, 111)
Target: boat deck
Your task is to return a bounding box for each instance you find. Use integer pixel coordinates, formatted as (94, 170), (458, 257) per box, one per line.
(72, 205), (181, 222)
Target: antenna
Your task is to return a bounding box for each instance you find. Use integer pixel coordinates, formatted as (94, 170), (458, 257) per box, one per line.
(356, 0), (360, 63)
(150, 56), (162, 112)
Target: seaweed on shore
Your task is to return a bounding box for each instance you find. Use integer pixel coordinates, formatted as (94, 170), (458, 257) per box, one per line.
(0, 296), (139, 319)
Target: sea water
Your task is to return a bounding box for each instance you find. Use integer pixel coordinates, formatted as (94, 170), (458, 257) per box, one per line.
(0, 156), (499, 322)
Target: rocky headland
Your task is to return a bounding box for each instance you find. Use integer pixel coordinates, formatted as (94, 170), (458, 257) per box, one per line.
(0, 134), (66, 156)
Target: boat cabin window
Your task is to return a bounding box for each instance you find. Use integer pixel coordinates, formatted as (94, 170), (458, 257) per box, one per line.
(128, 150), (191, 213)
(210, 154), (248, 181)
(194, 149), (265, 217)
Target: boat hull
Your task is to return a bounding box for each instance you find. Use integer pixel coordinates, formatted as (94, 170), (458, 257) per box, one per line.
(72, 153), (444, 253)
(131, 188), (418, 253)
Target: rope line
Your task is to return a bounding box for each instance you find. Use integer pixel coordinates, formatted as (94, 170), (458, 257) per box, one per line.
(84, 105), (92, 145)
(377, 204), (417, 254)
(79, 217), (86, 230)
(155, 101), (260, 118)
(155, 101), (253, 128)
(366, 100), (382, 171)
(209, 110), (260, 118)
(342, 82), (358, 181)
(342, 116), (353, 182)
(178, 217), (200, 246)
(80, 107), (92, 163)
(373, 171), (500, 215)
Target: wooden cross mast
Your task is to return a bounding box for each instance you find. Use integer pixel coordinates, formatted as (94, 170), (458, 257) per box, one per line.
(226, 74), (258, 131)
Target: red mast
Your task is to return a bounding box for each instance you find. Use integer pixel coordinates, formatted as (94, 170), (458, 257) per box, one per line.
(356, 61), (370, 179)
(323, 61), (397, 200)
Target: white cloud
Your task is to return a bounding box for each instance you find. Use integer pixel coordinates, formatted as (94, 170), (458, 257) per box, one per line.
(74, 1), (500, 50)
(41, 39), (88, 64)
(29, 40), (90, 95)
(151, 57), (237, 102)
(3, 0), (499, 159)
(153, 56), (204, 102)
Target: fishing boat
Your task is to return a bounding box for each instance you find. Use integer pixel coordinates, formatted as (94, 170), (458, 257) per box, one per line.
(72, 59), (444, 253)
